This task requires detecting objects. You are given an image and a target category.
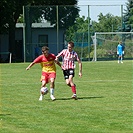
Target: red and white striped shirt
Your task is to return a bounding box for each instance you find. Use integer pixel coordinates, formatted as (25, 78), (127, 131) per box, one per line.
(56, 49), (80, 70)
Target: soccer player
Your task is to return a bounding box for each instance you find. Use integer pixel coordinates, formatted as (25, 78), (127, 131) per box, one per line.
(56, 41), (82, 100)
(26, 46), (61, 101)
(117, 41), (124, 63)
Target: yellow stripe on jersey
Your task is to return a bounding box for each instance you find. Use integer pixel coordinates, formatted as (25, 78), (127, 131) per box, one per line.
(41, 60), (56, 73)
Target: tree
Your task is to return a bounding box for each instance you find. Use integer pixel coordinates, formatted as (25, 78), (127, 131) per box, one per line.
(65, 13), (121, 42)
(123, 0), (133, 31)
(65, 13), (122, 59)
(65, 16), (87, 42)
(96, 13), (121, 32)
(0, 0), (79, 59)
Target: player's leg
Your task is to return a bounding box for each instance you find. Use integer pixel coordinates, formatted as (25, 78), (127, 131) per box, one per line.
(39, 73), (48, 101)
(68, 75), (77, 100)
(63, 69), (76, 87)
(39, 81), (48, 101)
(65, 77), (76, 87)
(63, 70), (71, 87)
(41, 80), (48, 94)
(49, 73), (56, 101)
(68, 69), (77, 100)
(118, 54), (120, 63)
(65, 79), (71, 87)
(120, 54), (123, 63)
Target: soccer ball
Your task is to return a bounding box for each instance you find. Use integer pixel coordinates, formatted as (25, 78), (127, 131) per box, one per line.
(41, 87), (48, 95)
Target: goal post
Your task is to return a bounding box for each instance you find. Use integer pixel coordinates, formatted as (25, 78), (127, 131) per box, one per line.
(92, 32), (133, 61)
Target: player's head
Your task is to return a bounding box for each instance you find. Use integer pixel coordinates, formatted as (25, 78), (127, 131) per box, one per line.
(42, 46), (49, 56)
(68, 42), (74, 52)
(119, 41), (122, 45)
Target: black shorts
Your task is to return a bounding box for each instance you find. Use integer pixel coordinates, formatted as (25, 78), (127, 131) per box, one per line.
(63, 69), (75, 79)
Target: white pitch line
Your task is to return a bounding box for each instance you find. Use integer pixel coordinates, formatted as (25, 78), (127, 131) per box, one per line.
(75, 80), (131, 82)
(0, 80), (131, 86)
(56, 80), (132, 84)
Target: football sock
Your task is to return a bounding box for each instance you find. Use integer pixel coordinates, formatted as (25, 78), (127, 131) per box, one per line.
(71, 86), (76, 94)
(50, 88), (54, 95)
(40, 94), (43, 97)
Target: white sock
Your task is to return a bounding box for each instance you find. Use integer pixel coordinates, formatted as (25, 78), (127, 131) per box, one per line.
(50, 88), (54, 95)
(40, 94), (43, 97)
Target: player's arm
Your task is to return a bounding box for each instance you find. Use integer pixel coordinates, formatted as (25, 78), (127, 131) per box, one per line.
(56, 50), (64, 59)
(117, 45), (119, 54)
(76, 54), (82, 77)
(122, 45), (125, 54)
(77, 60), (82, 77)
(55, 51), (64, 69)
(54, 59), (62, 68)
(26, 56), (41, 70)
(26, 62), (35, 70)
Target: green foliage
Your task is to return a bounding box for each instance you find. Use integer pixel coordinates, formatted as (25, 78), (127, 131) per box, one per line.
(121, 0), (133, 32)
(74, 46), (89, 58)
(90, 47), (107, 58)
(89, 41), (133, 59)
(17, 14), (24, 23)
(0, 0), (79, 33)
(65, 16), (88, 42)
(0, 61), (132, 133)
(72, 32), (133, 60)
(54, 5), (79, 28)
(65, 13), (122, 45)
(25, 5), (79, 28)
(97, 47), (107, 58)
(0, 0), (79, 59)
(97, 13), (121, 32)
(124, 42), (133, 58)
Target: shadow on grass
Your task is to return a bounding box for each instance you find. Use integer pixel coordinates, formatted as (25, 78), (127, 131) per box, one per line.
(0, 114), (11, 116)
(55, 96), (104, 101)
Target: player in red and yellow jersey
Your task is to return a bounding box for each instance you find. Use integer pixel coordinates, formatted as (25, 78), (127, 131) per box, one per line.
(26, 46), (61, 101)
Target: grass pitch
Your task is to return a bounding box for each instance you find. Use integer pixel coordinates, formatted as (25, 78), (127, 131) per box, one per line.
(0, 60), (132, 133)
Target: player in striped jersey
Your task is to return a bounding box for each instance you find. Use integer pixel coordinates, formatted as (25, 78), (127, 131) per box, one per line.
(26, 46), (61, 101)
(56, 42), (82, 100)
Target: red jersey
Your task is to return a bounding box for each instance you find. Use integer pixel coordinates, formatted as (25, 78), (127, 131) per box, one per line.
(33, 54), (56, 73)
(56, 49), (80, 70)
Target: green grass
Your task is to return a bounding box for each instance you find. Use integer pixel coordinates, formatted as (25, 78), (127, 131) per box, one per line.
(0, 60), (132, 133)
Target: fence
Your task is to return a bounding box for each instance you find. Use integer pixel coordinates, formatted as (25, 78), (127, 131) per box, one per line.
(22, 4), (132, 62)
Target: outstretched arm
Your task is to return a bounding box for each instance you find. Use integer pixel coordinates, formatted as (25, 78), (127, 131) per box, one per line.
(26, 62), (35, 70)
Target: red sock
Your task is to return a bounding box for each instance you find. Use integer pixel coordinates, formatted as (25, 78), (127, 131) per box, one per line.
(71, 86), (76, 94)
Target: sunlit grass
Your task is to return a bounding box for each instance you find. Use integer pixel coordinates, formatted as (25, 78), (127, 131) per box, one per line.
(0, 60), (132, 133)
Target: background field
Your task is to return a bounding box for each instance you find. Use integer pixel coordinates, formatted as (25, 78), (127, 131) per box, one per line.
(0, 60), (132, 133)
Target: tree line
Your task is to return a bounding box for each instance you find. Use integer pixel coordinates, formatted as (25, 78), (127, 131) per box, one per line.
(0, 0), (132, 60)
(0, 0), (78, 57)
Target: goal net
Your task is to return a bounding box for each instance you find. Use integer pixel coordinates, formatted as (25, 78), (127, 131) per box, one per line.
(91, 32), (133, 61)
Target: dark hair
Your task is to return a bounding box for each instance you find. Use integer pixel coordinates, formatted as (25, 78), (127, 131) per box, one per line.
(68, 41), (74, 47)
(42, 46), (49, 52)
